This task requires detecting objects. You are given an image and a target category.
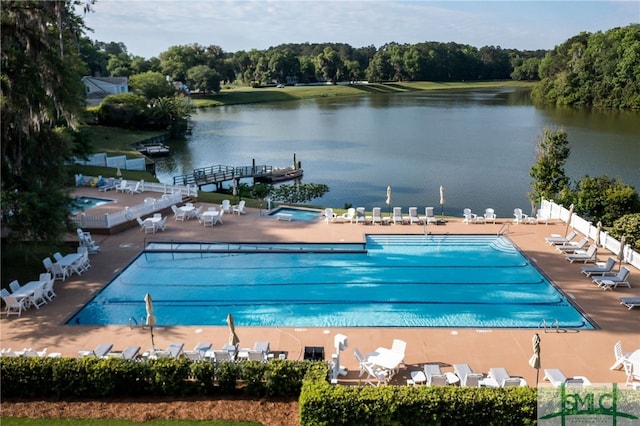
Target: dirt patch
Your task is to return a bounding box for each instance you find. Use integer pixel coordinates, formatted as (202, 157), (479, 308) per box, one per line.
(1, 397), (299, 425)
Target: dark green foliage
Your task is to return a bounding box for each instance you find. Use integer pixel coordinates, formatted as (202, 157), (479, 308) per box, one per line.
(532, 24), (640, 109)
(529, 128), (570, 204)
(270, 183), (330, 204)
(612, 213), (640, 250)
(559, 175), (640, 226)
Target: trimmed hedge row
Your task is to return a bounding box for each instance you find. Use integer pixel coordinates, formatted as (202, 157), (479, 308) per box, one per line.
(0, 357), (315, 398)
(2, 358), (537, 424)
(298, 367), (537, 425)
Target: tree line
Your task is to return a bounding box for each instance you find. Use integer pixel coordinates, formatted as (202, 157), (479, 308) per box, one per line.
(79, 39), (547, 92)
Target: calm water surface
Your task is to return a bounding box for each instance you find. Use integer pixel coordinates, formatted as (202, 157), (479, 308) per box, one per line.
(155, 88), (639, 217)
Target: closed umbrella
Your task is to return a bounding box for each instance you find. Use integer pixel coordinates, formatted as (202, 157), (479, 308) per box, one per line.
(144, 293), (156, 348)
(528, 333), (541, 386)
(386, 186), (392, 216)
(232, 178), (238, 199)
(594, 221), (602, 247)
(226, 313), (239, 348)
(564, 204), (575, 238)
(439, 185), (445, 217)
(116, 166), (122, 178)
(617, 235), (626, 272)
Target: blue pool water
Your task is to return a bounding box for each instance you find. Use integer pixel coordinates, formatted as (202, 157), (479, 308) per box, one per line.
(268, 206), (322, 221)
(67, 235), (593, 329)
(71, 196), (113, 214)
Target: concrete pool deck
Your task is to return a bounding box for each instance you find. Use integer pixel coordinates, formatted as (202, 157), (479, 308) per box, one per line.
(1, 187), (639, 388)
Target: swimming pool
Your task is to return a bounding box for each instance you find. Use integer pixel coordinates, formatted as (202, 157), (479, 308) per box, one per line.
(67, 235), (593, 329)
(268, 206), (322, 221)
(70, 196), (113, 214)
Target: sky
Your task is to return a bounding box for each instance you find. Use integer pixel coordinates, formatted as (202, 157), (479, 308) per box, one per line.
(81, 0), (640, 58)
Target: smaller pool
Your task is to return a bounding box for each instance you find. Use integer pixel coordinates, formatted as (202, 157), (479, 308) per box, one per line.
(71, 196), (114, 214)
(268, 206), (322, 221)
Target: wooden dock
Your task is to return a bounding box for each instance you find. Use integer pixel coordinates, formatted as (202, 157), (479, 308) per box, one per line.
(172, 164), (275, 188)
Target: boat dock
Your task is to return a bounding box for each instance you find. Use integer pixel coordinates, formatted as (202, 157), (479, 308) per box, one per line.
(172, 164), (302, 189)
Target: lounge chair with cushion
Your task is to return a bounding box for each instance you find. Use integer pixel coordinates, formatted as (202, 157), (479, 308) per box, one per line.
(453, 363), (484, 387)
(392, 207), (404, 225)
(545, 230), (578, 246)
(407, 207), (420, 225)
(555, 237), (589, 253)
(593, 267), (631, 290)
(543, 368), (589, 388)
(371, 207), (383, 225)
(581, 258), (616, 277)
(78, 343), (114, 358)
(619, 297), (640, 310)
(488, 367), (525, 387)
(565, 245), (598, 263)
(424, 363), (449, 386)
(421, 207), (438, 225)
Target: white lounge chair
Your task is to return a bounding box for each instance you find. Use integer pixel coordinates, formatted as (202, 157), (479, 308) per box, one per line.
(106, 345), (141, 360)
(407, 207), (420, 225)
(484, 208), (497, 224)
(543, 369), (589, 388)
(565, 245), (597, 263)
(422, 207), (438, 225)
(619, 297), (640, 310)
(535, 209), (550, 225)
(78, 343), (114, 358)
(424, 364), (449, 386)
(488, 368), (524, 387)
(392, 207), (404, 225)
(355, 207), (367, 224)
(453, 363), (484, 387)
(371, 207), (383, 225)
(463, 208), (478, 224)
(513, 208), (528, 224)
(623, 350), (640, 386)
(128, 181), (142, 194)
(555, 237), (588, 253)
(593, 267), (630, 290)
(581, 258), (616, 277)
(610, 340), (633, 370)
(545, 230), (578, 246)
(340, 208), (356, 223)
(213, 350), (233, 362)
(232, 200), (246, 215)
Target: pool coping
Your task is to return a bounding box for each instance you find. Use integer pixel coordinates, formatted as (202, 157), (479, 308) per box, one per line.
(1, 186), (638, 387)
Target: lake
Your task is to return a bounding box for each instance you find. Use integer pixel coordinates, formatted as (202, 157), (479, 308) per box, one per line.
(154, 87), (640, 218)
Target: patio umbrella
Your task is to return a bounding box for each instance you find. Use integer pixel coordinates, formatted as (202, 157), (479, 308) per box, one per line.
(564, 204), (575, 238)
(439, 185), (445, 217)
(386, 186), (392, 216)
(144, 293), (156, 348)
(528, 333), (541, 387)
(594, 221), (602, 247)
(617, 235), (626, 271)
(226, 313), (239, 348)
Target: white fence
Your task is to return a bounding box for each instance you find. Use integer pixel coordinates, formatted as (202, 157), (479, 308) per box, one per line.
(539, 198), (639, 271)
(71, 177), (197, 229)
(74, 153), (146, 171)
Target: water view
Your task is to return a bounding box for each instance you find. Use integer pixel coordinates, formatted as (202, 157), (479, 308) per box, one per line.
(155, 88), (639, 216)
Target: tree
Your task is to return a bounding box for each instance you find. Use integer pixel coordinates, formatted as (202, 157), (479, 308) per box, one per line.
(129, 71), (175, 99)
(528, 128), (570, 205)
(186, 65), (220, 93)
(269, 183), (329, 204)
(1, 0), (91, 244)
(611, 213), (640, 250)
(561, 175), (640, 226)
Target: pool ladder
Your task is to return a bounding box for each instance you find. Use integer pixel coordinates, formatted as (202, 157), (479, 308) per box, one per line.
(539, 319), (564, 333)
(497, 221), (510, 235)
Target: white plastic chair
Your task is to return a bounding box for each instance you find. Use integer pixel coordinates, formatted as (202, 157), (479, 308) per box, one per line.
(40, 273), (56, 301)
